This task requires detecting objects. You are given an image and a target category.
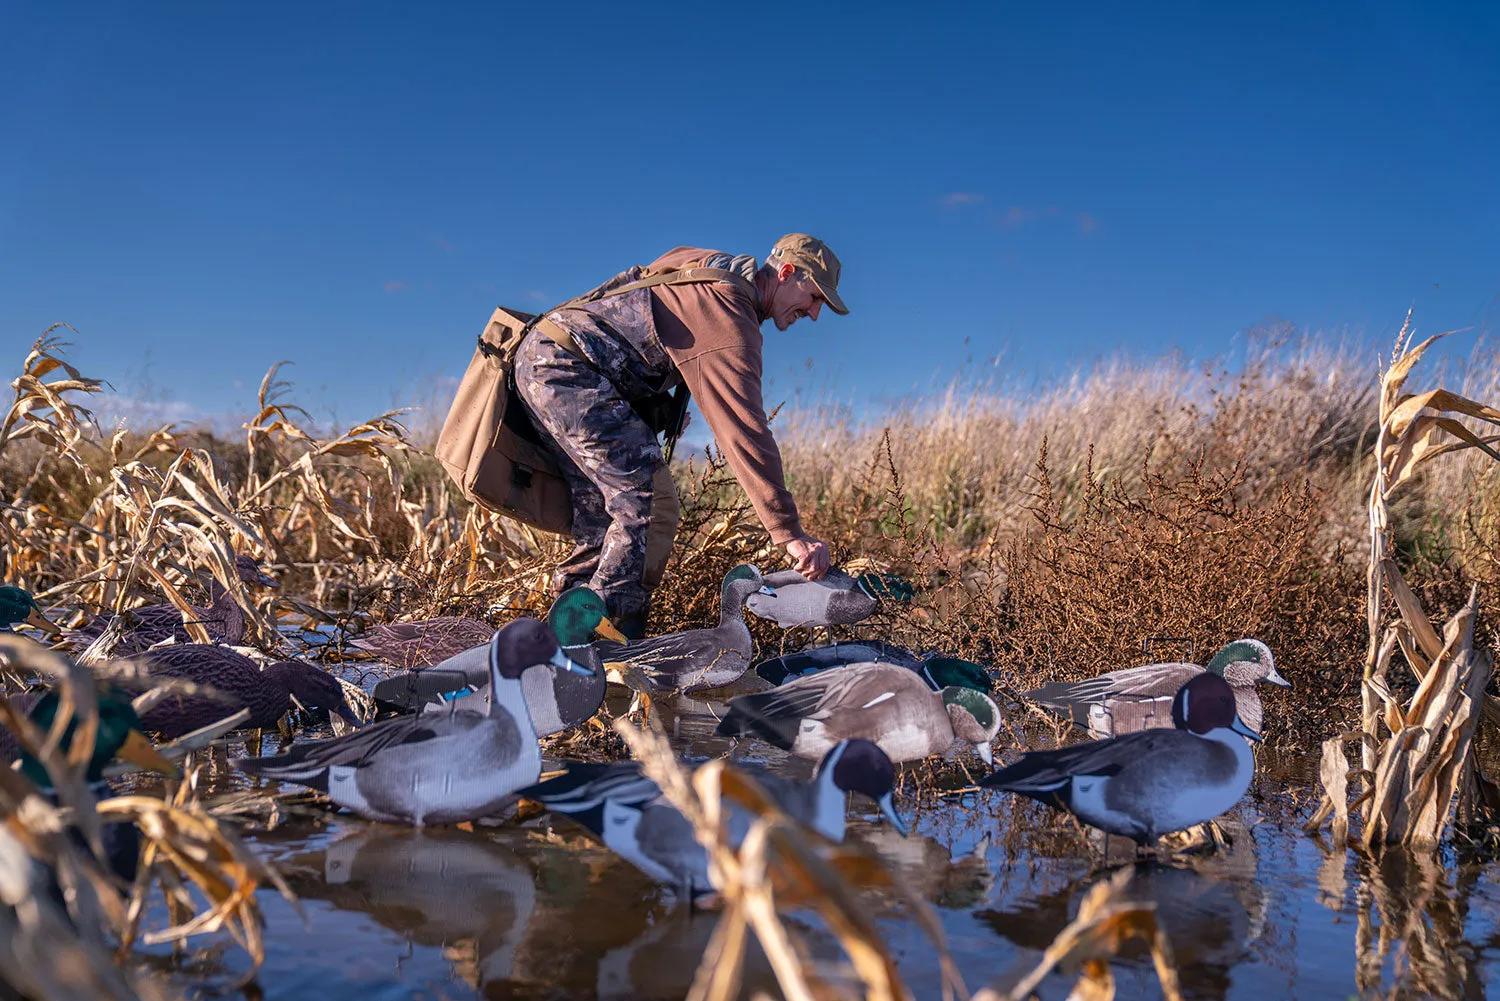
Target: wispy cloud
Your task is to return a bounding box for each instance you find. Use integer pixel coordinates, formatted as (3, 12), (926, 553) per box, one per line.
(383, 280), (409, 294)
(527, 289), (550, 303)
(940, 192), (987, 208)
(1077, 212), (1098, 234)
(428, 233), (455, 253)
(1002, 204), (1062, 228)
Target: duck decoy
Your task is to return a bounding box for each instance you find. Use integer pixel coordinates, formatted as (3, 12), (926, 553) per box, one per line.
(67, 554), (279, 654)
(12, 687), (180, 882)
(1024, 639), (1288, 738)
(520, 739), (905, 902)
(743, 568), (913, 630)
(755, 640), (991, 693)
(371, 587), (625, 736)
(118, 644), (360, 738)
(716, 662), (1001, 765)
(0, 586), (61, 636)
(352, 614), (497, 670)
(236, 618), (591, 825)
(983, 673), (1260, 847)
(593, 564), (771, 694)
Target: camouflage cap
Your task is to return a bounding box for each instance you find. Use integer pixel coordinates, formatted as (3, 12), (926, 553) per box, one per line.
(770, 233), (849, 315)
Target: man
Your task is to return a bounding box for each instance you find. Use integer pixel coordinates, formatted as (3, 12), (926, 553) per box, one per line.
(513, 234), (846, 638)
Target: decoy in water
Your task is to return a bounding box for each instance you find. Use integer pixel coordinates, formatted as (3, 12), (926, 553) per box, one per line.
(743, 567), (913, 630)
(118, 644), (360, 738)
(982, 673), (1260, 846)
(521, 739), (905, 901)
(12, 687), (180, 881)
(593, 564), (772, 694)
(1024, 639), (1288, 738)
(371, 587), (625, 736)
(66, 554), (279, 653)
(236, 618), (591, 825)
(717, 662), (1001, 765)
(0, 586), (61, 636)
(755, 639), (991, 693)
(351, 615), (497, 669)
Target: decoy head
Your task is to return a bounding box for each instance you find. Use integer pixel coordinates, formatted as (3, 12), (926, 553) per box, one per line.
(820, 739), (906, 836)
(548, 587), (628, 647)
(1207, 638), (1287, 688)
(921, 657), (991, 694)
(1171, 672), (1262, 742)
(18, 686), (179, 786)
(277, 662), (362, 726)
(234, 555), (280, 589)
(722, 564), (772, 599)
(0, 586), (60, 635)
(489, 618), (591, 683)
(854, 573), (915, 604)
(941, 688), (1002, 766)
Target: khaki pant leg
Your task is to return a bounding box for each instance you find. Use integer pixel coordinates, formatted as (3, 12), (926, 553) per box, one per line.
(642, 464), (680, 592)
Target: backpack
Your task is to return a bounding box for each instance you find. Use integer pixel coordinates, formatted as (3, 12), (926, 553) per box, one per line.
(434, 266), (755, 534)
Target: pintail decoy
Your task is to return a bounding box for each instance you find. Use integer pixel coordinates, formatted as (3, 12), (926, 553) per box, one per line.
(120, 644), (360, 738)
(520, 739), (905, 901)
(236, 618), (591, 825)
(67, 554), (279, 653)
(371, 587), (625, 736)
(983, 672), (1260, 846)
(594, 564), (771, 694)
(743, 567), (914, 630)
(1025, 639), (1288, 739)
(717, 662), (1001, 766)
(0, 586), (61, 636)
(755, 639), (991, 693)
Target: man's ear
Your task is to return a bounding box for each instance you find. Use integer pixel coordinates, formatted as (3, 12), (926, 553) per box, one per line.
(777, 261), (797, 281)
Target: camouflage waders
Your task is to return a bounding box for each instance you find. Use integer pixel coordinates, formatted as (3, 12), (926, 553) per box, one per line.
(513, 333), (677, 633)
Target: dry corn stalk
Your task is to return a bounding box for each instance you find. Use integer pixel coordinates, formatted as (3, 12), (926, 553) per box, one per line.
(614, 720), (966, 1001)
(973, 868), (1182, 1001)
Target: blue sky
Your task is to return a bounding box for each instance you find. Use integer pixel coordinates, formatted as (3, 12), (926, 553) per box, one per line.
(2, 1), (1497, 431)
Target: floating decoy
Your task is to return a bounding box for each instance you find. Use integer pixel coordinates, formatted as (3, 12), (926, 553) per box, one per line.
(13, 687), (179, 881)
(352, 615), (497, 669)
(236, 619), (590, 825)
(0, 586), (60, 636)
(67, 554), (279, 653)
(370, 587), (625, 736)
(743, 568), (913, 630)
(983, 673), (1260, 846)
(755, 640), (991, 693)
(717, 662), (1001, 765)
(594, 564), (771, 694)
(1024, 639), (1287, 738)
(520, 739), (905, 901)
(120, 644), (360, 738)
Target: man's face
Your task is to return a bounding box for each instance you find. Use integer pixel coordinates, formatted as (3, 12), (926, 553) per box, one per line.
(769, 263), (825, 331)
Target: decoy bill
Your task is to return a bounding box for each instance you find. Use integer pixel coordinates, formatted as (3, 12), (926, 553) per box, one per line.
(984, 672), (1260, 846)
(236, 618), (591, 825)
(0, 586), (60, 636)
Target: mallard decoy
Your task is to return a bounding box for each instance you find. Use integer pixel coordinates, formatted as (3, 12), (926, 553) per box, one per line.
(717, 662), (1001, 765)
(593, 564), (771, 694)
(743, 568), (913, 630)
(755, 640), (991, 693)
(370, 587), (626, 736)
(1024, 639), (1288, 738)
(118, 644), (360, 738)
(236, 618), (591, 825)
(520, 739), (905, 902)
(352, 615), (497, 669)
(67, 554), (279, 653)
(983, 673), (1260, 846)
(12, 687), (179, 881)
(0, 586), (61, 636)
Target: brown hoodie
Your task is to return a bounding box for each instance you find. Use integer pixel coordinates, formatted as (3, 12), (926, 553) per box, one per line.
(646, 247), (803, 545)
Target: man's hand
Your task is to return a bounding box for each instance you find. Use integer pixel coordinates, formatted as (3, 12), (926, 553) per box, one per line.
(785, 535), (831, 580)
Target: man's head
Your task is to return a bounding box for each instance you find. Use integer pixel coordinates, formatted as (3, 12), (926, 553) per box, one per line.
(759, 233), (849, 331)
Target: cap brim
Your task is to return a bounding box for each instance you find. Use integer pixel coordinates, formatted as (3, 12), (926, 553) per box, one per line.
(813, 278), (849, 315)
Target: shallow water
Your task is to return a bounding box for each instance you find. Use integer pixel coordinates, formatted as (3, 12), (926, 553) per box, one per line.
(132, 685), (1500, 1000)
